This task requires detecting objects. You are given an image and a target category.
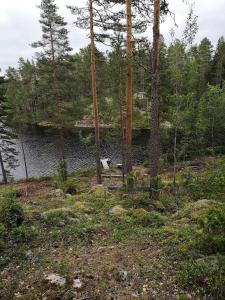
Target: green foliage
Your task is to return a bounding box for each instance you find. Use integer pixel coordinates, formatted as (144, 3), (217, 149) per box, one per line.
(183, 166), (225, 200)
(0, 76), (18, 182)
(11, 225), (38, 243)
(43, 207), (80, 226)
(56, 160), (68, 182)
(0, 192), (24, 229)
(126, 172), (134, 191)
(123, 193), (150, 208)
(197, 206), (225, 254)
(130, 209), (166, 228)
(177, 256), (225, 299)
(54, 175), (78, 195)
(0, 223), (5, 238)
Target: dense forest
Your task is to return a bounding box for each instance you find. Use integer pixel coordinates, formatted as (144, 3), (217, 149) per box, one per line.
(4, 11), (225, 163)
(1, 1), (225, 299)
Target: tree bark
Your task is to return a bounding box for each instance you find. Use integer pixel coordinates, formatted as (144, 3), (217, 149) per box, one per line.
(0, 150), (7, 184)
(150, 0), (161, 199)
(125, 0), (133, 174)
(119, 65), (126, 185)
(89, 0), (102, 184)
(21, 139), (29, 180)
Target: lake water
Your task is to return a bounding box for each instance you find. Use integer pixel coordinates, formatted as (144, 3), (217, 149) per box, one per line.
(9, 127), (150, 180)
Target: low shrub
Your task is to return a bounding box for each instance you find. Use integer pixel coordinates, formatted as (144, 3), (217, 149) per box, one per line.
(177, 256), (225, 299)
(0, 192), (24, 229)
(124, 193), (150, 208)
(0, 223), (5, 238)
(183, 166), (225, 201)
(130, 209), (166, 228)
(64, 177), (77, 194)
(12, 225), (38, 243)
(197, 206), (225, 254)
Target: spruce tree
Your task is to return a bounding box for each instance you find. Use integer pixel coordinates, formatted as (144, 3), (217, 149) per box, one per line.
(211, 37), (225, 87)
(0, 76), (18, 184)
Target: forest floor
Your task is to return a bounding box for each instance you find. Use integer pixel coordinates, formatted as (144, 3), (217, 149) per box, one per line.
(0, 158), (225, 299)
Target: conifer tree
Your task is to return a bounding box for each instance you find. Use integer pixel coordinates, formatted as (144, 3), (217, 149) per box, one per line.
(32, 0), (72, 180)
(211, 37), (225, 88)
(68, 0), (102, 183)
(0, 76), (18, 184)
(150, 0), (161, 199)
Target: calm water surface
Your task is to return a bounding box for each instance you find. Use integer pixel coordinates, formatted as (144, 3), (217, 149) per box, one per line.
(10, 127), (149, 180)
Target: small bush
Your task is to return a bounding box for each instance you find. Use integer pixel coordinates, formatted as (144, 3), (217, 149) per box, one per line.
(57, 160), (67, 182)
(130, 209), (166, 228)
(0, 192), (24, 229)
(0, 223), (5, 238)
(63, 177), (77, 194)
(143, 160), (150, 168)
(177, 256), (225, 299)
(183, 166), (225, 200)
(12, 225), (38, 243)
(0, 223), (6, 250)
(124, 193), (150, 208)
(197, 206), (225, 254)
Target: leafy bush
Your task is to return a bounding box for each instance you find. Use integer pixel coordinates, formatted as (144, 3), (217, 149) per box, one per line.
(0, 223), (6, 250)
(197, 206), (225, 254)
(12, 225), (38, 242)
(124, 193), (150, 208)
(183, 166), (225, 200)
(0, 223), (5, 238)
(63, 177), (77, 194)
(130, 209), (166, 228)
(177, 256), (225, 299)
(0, 192), (24, 229)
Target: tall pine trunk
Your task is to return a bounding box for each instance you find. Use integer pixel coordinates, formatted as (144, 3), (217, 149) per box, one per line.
(125, 0), (133, 174)
(89, 0), (102, 184)
(118, 65), (126, 185)
(150, 0), (161, 199)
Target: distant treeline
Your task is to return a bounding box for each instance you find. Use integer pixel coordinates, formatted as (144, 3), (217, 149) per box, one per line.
(4, 35), (225, 156)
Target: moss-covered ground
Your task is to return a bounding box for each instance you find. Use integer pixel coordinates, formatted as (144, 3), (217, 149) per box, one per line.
(0, 157), (225, 299)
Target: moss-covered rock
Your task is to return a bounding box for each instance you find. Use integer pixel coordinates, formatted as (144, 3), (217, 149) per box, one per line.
(109, 205), (127, 216)
(173, 199), (223, 223)
(89, 184), (110, 198)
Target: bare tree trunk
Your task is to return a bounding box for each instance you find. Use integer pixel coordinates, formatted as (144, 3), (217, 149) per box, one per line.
(119, 65), (126, 185)
(56, 93), (65, 161)
(0, 150), (7, 184)
(89, 0), (102, 184)
(125, 0), (133, 174)
(21, 139), (29, 180)
(150, 0), (161, 199)
(211, 115), (215, 155)
(173, 110), (178, 186)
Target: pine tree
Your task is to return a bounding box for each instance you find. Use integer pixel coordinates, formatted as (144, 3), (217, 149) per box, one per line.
(89, 0), (102, 184)
(68, 0), (102, 184)
(150, 0), (161, 199)
(0, 76), (19, 184)
(32, 0), (72, 180)
(125, 0), (133, 174)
